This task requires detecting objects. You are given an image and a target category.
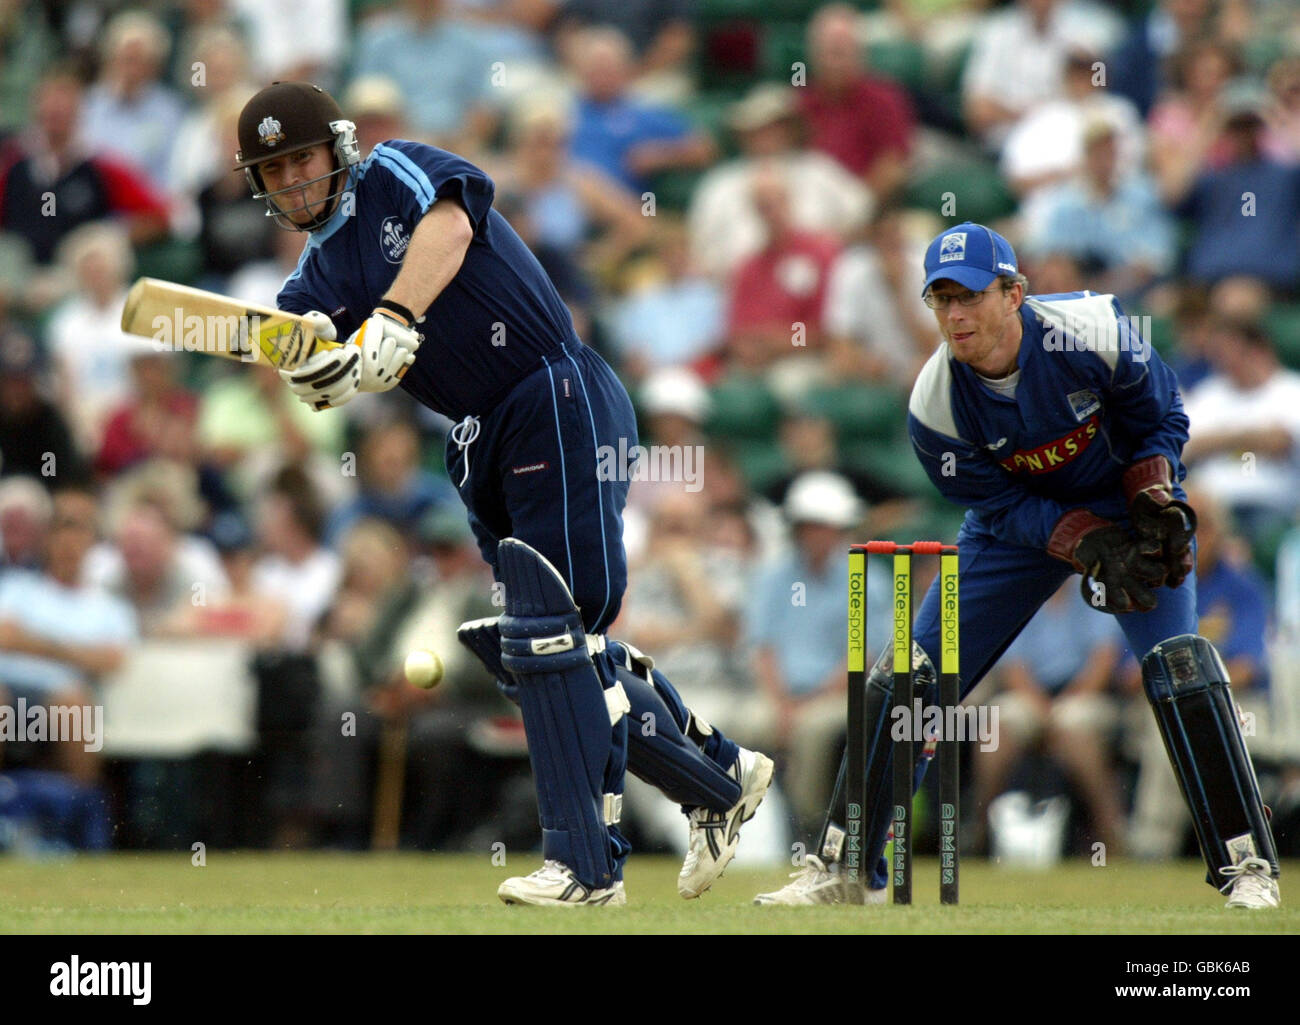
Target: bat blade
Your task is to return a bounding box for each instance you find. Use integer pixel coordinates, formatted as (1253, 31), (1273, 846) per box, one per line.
(119, 277), (340, 370)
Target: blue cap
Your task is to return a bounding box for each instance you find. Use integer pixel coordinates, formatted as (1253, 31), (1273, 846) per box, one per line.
(921, 222), (1018, 296)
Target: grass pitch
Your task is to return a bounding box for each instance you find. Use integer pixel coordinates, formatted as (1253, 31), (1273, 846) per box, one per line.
(1, 853), (1296, 934)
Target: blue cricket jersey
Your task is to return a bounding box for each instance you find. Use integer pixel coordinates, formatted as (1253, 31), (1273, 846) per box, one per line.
(277, 140), (580, 422)
(907, 292), (1190, 550)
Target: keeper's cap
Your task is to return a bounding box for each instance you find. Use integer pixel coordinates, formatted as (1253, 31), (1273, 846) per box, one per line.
(922, 222), (1018, 297)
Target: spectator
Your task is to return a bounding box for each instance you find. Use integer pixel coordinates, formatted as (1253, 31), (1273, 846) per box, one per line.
(1163, 284), (1215, 393)
(621, 366), (710, 542)
(350, 0), (499, 152)
(1130, 488), (1273, 858)
(1001, 46), (1144, 204)
(324, 418), (459, 546)
(0, 2), (56, 137)
(746, 471), (881, 834)
(230, 0), (346, 88)
(1107, 0), (1214, 118)
(0, 68), (168, 275)
(556, 0), (697, 103)
(45, 222), (155, 455)
(93, 497), (228, 638)
(724, 165), (840, 390)
(1149, 38), (1243, 203)
(1026, 118), (1174, 304)
(606, 215), (725, 381)
(250, 467), (341, 845)
(798, 3), (916, 203)
(447, 0), (555, 68)
(688, 83), (871, 281)
(823, 204), (937, 389)
(971, 581), (1125, 854)
(614, 489), (763, 743)
(81, 10), (187, 195)
(342, 76), (414, 158)
(0, 325), (85, 484)
(566, 26), (716, 195)
(0, 476), (52, 572)
(488, 94), (650, 310)
(196, 362), (348, 507)
(1182, 317), (1300, 545)
(961, 0), (1123, 152)
(94, 353), (200, 480)
(0, 490), (135, 783)
(253, 468), (341, 652)
(762, 408), (912, 516)
(168, 29), (258, 200)
(1168, 83), (1300, 292)
(359, 507), (519, 850)
(1264, 54), (1300, 164)
(193, 90), (278, 290)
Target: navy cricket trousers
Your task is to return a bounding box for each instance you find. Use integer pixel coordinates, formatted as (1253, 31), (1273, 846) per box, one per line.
(445, 342), (635, 635)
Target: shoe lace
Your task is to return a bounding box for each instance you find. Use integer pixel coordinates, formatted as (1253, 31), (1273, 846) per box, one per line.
(682, 809), (727, 872)
(781, 855), (833, 892)
(1219, 856), (1272, 893)
(532, 859), (573, 883)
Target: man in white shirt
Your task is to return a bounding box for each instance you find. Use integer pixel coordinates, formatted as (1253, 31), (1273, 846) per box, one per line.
(688, 83), (872, 280)
(1182, 317), (1300, 544)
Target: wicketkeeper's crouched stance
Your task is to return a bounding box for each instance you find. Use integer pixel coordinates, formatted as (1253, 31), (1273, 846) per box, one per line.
(756, 223), (1279, 910)
(235, 82), (773, 905)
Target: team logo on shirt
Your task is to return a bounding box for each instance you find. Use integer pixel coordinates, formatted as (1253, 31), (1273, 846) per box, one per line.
(258, 117), (285, 147)
(380, 217), (411, 264)
(1066, 389), (1101, 421)
(997, 416), (1098, 475)
(938, 233), (967, 263)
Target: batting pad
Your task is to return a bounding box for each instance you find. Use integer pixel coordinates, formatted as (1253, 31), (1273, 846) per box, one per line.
(497, 538), (628, 889)
(600, 642), (741, 813)
(1142, 633), (1279, 887)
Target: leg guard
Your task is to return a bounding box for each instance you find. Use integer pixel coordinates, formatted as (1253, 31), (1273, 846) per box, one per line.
(1141, 634), (1279, 888)
(496, 538), (630, 889)
(599, 641), (741, 812)
(458, 621), (741, 813)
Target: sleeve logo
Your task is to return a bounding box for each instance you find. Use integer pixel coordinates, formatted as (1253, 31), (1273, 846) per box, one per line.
(380, 216), (411, 264)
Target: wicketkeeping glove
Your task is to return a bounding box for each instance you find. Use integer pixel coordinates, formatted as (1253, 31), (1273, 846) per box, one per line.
(1122, 456), (1197, 589)
(347, 303), (421, 393)
(279, 311), (362, 410)
(1048, 508), (1167, 614)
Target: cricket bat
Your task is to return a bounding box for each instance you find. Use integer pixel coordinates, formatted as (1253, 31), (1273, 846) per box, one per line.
(120, 277), (341, 369)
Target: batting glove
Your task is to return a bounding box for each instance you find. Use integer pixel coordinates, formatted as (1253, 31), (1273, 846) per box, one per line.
(347, 304), (421, 393)
(279, 311), (363, 410)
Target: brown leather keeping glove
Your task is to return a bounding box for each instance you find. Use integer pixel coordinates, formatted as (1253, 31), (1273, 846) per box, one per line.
(1122, 456), (1197, 589)
(1048, 508), (1167, 613)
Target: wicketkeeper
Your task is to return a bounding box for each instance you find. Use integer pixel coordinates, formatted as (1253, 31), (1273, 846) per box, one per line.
(756, 222), (1280, 909)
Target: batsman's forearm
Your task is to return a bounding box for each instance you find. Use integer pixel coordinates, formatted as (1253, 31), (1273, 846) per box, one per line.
(382, 199), (474, 319)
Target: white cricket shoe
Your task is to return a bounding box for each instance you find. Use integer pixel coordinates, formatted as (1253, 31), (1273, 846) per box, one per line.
(1221, 856), (1280, 909)
(752, 855), (888, 906)
(497, 860), (627, 906)
(678, 747), (775, 898)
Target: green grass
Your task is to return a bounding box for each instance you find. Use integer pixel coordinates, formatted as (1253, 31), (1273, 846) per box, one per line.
(0, 853), (1295, 934)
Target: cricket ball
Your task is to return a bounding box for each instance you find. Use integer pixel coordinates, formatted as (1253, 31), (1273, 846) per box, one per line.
(404, 649), (445, 689)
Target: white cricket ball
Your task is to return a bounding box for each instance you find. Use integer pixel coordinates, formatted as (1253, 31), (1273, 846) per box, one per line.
(404, 649), (444, 689)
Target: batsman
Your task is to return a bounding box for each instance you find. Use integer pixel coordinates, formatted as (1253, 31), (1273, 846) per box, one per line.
(232, 81), (773, 905)
(757, 222), (1279, 909)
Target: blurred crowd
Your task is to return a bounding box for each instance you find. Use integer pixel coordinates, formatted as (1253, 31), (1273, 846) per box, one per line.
(0, 0), (1299, 861)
